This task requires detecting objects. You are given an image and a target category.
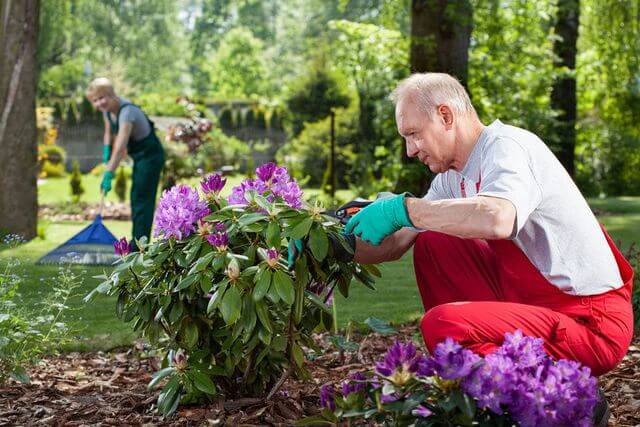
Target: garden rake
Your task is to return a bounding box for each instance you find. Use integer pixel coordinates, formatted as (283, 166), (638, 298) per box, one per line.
(36, 195), (120, 265)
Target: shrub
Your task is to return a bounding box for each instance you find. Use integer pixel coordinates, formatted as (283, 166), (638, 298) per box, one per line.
(40, 160), (66, 178)
(38, 143), (66, 165)
(69, 160), (84, 202)
(87, 164), (378, 416)
(623, 243), (640, 331)
(0, 238), (80, 385)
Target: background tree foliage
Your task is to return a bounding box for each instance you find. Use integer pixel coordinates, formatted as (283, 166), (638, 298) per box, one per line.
(35, 0), (640, 197)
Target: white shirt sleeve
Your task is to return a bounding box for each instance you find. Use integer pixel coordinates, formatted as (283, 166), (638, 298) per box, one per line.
(477, 138), (542, 236)
(423, 173), (448, 201)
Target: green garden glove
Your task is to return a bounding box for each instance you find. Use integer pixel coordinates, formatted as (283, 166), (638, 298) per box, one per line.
(344, 193), (413, 245)
(102, 145), (112, 164)
(101, 170), (114, 195)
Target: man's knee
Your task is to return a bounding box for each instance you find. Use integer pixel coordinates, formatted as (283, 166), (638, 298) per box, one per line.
(420, 302), (472, 353)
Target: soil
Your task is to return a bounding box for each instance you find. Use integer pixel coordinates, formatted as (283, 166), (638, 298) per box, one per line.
(1, 326), (638, 426)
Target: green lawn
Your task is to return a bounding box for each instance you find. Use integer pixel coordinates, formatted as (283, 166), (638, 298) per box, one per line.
(2, 194), (638, 352)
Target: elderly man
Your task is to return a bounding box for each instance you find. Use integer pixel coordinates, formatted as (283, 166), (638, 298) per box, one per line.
(346, 73), (633, 383)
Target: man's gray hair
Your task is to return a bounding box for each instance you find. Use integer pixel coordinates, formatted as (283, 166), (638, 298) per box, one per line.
(390, 73), (476, 118)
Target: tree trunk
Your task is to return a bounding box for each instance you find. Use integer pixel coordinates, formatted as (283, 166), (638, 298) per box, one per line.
(0, 0), (39, 240)
(550, 0), (579, 178)
(396, 0), (473, 195)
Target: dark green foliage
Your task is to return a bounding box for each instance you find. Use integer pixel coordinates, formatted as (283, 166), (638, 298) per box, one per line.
(286, 61), (350, 136)
(219, 108), (235, 130)
(69, 161), (84, 202)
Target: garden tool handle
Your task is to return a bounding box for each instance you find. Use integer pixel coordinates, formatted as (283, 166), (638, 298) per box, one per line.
(99, 193), (105, 217)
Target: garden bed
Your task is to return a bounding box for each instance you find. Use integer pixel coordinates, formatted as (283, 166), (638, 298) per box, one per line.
(1, 326), (639, 426)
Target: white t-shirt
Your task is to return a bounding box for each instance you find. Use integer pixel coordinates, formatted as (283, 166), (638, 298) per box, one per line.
(424, 120), (623, 296)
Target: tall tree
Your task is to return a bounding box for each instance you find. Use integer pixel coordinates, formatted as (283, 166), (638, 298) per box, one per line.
(550, 0), (580, 178)
(396, 0), (473, 195)
(0, 0), (39, 239)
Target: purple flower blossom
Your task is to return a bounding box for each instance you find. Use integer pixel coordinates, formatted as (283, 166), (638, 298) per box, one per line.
(341, 372), (366, 397)
(320, 384), (335, 411)
(266, 247), (279, 268)
(412, 405), (433, 418)
(430, 337), (481, 380)
(227, 165), (303, 208)
(201, 173), (226, 195)
(214, 222), (227, 232)
(375, 341), (429, 386)
(114, 237), (131, 256)
(256, 162), (277, 181)
(154, 185), (210, 240)
(206, 231), (228, 250)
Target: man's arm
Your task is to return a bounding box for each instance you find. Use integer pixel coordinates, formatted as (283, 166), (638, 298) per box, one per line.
(354, 227), (418, 264)
(106, 121), (132, 172)
(405, 195), (516, 240)
(102, 115), (111, 147)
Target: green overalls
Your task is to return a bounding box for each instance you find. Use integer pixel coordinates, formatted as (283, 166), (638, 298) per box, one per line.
(107, 103), (164, 249)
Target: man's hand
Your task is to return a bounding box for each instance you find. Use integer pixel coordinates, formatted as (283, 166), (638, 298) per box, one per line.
(102, 145), (112, 164)
(345, 193), (413, 245)
(101, 170), (114, 195)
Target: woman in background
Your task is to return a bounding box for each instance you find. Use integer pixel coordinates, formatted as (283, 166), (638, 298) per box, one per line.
(86, 77), (164, 250)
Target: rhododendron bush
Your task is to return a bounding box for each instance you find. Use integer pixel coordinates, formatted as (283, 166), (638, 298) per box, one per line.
(87, 163), (378, 415)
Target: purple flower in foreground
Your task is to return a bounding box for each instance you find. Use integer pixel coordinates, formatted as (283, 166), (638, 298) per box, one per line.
(266, 247), (279, 268)
(320, 384), (335, 411)
(154, 185), (210, 240)
(430, 337), (481, 380)
(256, 162), (277, 182)
(201, 173), (226, 195)
(114, 237), (131, 256)
(412, 405), (433, 418)
(375, 341), (429, 386)
(206, 231), (228, 250)
(497, 329), (547, 370)
(227, 178), (269, 206)
(341, 372), (367, 397)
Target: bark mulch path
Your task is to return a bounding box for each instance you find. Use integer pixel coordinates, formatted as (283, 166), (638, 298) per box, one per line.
(1, 327), (638, 426)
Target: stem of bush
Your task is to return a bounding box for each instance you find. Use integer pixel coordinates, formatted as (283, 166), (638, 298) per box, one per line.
(266, 315), (295, 400)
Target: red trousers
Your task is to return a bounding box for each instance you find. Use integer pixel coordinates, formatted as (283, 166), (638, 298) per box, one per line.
(414, 230), (634, 376)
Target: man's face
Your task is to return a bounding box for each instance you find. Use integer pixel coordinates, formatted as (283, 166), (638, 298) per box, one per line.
(88, 93), (113, 113)
(396, 99), (456, 174)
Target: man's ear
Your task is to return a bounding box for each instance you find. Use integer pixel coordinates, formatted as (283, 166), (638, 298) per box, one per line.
(437, 104), (454, 129)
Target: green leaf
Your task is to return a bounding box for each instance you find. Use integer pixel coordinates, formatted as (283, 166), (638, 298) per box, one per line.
(291, 342), (305, 368)
(238, 212), (269, 226)
(305, 291), (332, 314)
(265, 220), (281, 247)
(185, 237), (203, 263)
(188, 251), (215, 275)
(452, 389), (476, 419)
(273, 270), (295, 305)
(183, 322), (199, 348)
(220, 285), (241, 325)
(157, 375), (181, 416)
(148, 367), (176, 389)
(207, 284), (227, 314)
(285, 216), (313, 239)
(253, 268), (272, 301)
(175, 251), (189, 268)
(10, 365), (29, 384)
(329, 335), (359, 352)
(190, 369), (217, 395)
(308, 225), (329, 261)
(174, 273), (201, 292)
(364, 317), (397, 335)
(295, 416), (336, 426)
(255, 300), (273, 333)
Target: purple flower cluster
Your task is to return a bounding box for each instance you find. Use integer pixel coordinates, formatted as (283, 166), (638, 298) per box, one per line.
(114, 237), (131, 256)
(461, 330), (597, 427)
(319, 331), (598, 426)
(206, 222), (228, 250)
(154, 185), (211, 240)
(227, 163), (303, 208)
(266, 247), (279, 268)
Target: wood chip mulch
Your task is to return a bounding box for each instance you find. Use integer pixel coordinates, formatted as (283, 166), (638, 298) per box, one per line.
(38, 202), (131, 222)
(1, 327), (638, 426)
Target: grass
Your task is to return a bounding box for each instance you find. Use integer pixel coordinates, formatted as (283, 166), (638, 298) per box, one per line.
(2, 185), (638, 352)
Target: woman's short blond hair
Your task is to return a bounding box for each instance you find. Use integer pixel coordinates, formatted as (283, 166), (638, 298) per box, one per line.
(86, 77), (117, 98)
(390, 73), (477, 119)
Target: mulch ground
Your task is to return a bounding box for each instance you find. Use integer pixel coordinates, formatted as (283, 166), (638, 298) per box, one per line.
(1, 326), (639, 426)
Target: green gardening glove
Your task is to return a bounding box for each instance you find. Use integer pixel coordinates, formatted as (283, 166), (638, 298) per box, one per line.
(101, 170), (114, 195)
(102, 145), (112, 164)
(344, 193), (413, 246)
